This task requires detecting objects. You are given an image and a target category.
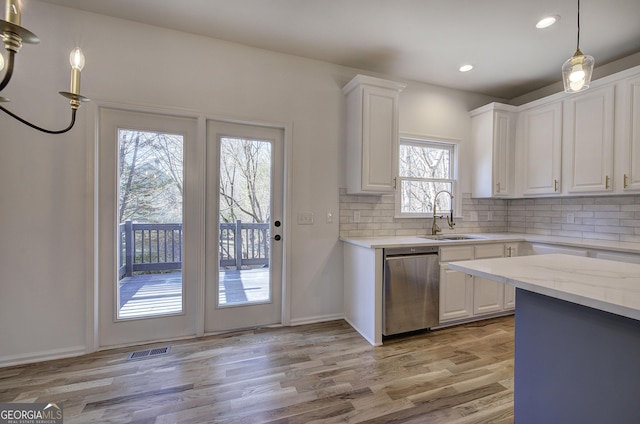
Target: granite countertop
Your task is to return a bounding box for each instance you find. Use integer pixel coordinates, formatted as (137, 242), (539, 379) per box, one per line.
(340, 232), (640, 254)
(448, 254), (640, 321)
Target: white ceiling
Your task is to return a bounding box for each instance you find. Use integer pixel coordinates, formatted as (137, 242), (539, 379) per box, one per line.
(37, 0), (640, 99)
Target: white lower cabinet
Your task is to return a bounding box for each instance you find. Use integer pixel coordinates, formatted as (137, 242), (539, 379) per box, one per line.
(473, 244), (505, 315)
(503, 243), (518, 310)
(439, 246), (474, 322)
(473, 276), (505, 315)
(440, 263), (474, 322)
(440, 243), (517, 326)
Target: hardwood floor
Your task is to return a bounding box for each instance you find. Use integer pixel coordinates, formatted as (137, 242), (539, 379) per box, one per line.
(0, 317), (514, 423)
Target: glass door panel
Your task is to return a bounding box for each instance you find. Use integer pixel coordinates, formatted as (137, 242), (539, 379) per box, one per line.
(117, 129), (184, 319)
(218, 137), (272, 307)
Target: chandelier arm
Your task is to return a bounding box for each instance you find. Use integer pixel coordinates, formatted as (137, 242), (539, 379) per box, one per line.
(0, 105), (77, 134)
(0, 50), (16, 92)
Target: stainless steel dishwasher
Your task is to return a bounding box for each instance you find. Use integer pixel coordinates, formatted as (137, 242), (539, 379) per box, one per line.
(383, 246), (439, 336)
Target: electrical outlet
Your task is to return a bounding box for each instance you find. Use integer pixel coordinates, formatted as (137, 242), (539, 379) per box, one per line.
(326, 211), (333, 224)
(354, 211), (361, 223)
(487, 211), (493, 221)
(297, 211), (314, 225)
(567, 213), (575, 224)
(469, 211), (479, 222)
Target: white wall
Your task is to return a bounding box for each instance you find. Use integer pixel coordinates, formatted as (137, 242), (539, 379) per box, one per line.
(0, 1), (495, 365)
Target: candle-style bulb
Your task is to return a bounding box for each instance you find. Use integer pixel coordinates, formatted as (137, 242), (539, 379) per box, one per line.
(69, 47), (85, 71)
(69, 47), (85, 95)
(5, 0), (21, 26)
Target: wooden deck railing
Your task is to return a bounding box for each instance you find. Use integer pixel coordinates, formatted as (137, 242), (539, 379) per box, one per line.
(119, 220), (269, 277)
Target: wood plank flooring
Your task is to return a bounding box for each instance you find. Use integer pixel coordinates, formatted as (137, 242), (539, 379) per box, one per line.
(0, 317), (514, 423)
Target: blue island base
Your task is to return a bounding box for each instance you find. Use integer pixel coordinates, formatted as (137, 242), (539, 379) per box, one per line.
(515, 289), (640, 423)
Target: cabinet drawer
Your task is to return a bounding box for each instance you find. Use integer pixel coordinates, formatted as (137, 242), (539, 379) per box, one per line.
(475, 243), (505, 259)
(440, 246), (474, 262)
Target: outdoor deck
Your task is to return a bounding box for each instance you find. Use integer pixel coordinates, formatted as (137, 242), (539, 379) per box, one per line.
(118, 268), (269, 318)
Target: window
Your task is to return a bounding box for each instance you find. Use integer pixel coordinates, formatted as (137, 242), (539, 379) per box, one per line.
(396, 137), (457, 217)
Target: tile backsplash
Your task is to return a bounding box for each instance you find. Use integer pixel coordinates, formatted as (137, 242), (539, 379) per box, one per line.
(339, 189), (508, 238)
(339, 188), (640, 242)
(508, 195), (640, 243)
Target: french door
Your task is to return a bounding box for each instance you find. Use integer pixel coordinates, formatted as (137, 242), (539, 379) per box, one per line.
(97, 107), (200, 348)
(204, 120), (284, 332)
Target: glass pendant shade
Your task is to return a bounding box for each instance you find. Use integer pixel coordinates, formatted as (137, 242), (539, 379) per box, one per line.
(562, 49), (594, 93)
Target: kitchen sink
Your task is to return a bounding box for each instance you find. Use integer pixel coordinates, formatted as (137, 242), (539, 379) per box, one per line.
(419, 234), (488, 241)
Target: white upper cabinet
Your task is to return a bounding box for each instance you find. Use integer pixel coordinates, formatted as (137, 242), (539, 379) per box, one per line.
(470, 65), (640, 198)
(470, 103), (517, 198)
(343, 75), (406, 195)
(519, 101), (563, 195)
(565, 85), (615, 193)
(621, 75), (640, 192)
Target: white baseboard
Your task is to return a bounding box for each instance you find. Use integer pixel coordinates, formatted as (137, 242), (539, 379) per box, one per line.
(0, 315), (350, 368)
(343, 317), (380, 346)
(288, 313), (344, 327)
(0, 345), (88, 368)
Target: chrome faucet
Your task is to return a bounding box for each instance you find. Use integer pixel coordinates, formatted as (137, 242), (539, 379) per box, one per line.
(432, 190), (455, 235)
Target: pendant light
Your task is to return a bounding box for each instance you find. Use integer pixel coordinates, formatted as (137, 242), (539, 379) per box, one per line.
(562, 0), (594, 93)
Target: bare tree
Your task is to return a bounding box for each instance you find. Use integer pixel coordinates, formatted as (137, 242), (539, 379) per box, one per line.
(219, 137), (271, 224)
(118, 129), (184, 223)
(399, 143), (451, 213)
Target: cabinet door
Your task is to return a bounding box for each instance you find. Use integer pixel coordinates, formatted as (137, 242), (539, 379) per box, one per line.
(473, 277), (505, 315)
(439, 264), (473, 323)
(470, 103), (516, 198)
(360, 85), (399, 193)
(520, 102), (563, 195)
(473, 244), (505, 315)
(492, 111), (515, 196)
(503, 243), (518, 310)
(566, 85), (615, 193)
(622, 76), (640, 191)
(504, 285), (516, 310)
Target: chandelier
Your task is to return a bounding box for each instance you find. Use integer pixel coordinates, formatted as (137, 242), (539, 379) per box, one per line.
(0, 0), (89, 134)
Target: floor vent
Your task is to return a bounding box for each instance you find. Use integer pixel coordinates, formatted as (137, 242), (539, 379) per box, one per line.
(127, 346), (171, 361)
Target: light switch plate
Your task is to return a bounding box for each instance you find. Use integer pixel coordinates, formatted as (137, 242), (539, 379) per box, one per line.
(297, 211), (314, 225)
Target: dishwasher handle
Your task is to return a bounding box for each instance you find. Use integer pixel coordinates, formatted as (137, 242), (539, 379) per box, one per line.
(384, 246), (439, 257)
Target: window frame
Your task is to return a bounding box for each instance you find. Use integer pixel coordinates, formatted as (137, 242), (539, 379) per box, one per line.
(395, 136), (460, 219)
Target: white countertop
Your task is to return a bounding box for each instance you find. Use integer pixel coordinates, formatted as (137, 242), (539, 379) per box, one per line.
(449, 254), (640, 321)
(340, 233), (640, 254)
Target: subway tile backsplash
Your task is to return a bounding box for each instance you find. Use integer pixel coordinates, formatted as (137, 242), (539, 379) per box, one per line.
(339, 188), (640, 242)
(339, 190), (508, 238)
(508, 195), (640, 243)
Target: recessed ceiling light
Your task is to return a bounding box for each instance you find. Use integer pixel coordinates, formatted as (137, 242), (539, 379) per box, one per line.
(536, 15), (560, 29)
(459, 64), (474, 72)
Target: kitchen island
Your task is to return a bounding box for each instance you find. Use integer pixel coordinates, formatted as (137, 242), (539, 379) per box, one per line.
(449, 254), (640, 424)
